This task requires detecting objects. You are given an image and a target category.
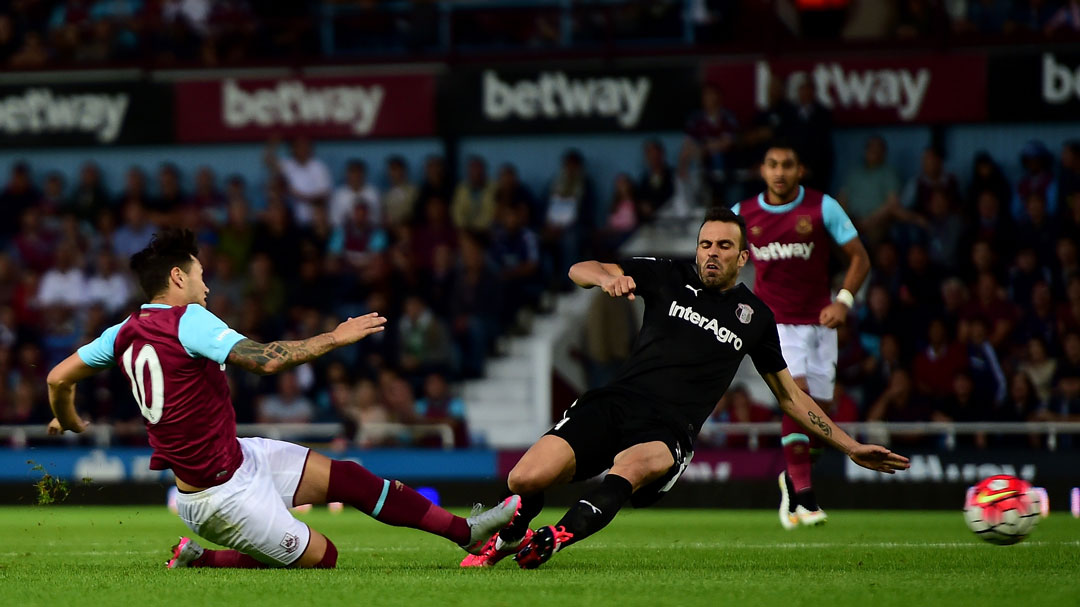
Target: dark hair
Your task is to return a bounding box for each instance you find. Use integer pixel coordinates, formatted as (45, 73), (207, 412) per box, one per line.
(700, 207), (748, 251)
(346, 159), (367, 172)
(129, 228), (199, 300)
(762, 139), (800, 163)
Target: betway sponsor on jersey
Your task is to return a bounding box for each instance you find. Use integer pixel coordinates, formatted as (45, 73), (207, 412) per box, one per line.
(174, 74), (436, 142)
(668, 301), (743, 350)
(706, 54), (986, 125)
(750, 241), (814, 262)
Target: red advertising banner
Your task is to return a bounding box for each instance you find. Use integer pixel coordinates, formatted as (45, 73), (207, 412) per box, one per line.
(705, 54), (986, 126)
(174, 73), (436, 142)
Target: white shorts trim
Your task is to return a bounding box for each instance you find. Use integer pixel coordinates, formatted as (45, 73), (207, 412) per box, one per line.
(175, 437), (312, 566)
(777, 324), (837, 401)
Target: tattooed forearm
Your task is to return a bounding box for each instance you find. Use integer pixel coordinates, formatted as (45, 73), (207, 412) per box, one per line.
(227, 335), (336, 375)
(807, 411), (832, 438)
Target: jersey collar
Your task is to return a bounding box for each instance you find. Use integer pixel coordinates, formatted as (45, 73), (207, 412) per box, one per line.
(756, 186), (805, 214)
(141, 303), (172, 309)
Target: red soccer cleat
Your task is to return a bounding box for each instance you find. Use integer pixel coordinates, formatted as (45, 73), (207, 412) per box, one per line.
(514, 525), (573, 570)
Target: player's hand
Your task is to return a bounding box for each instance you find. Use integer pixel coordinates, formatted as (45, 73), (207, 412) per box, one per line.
(600, 275), (637, 301)
(47, 417), (89, 435)
(847, 443), (910, 474)
(819, 302), (848, 328)
(331, 312), (387, 346)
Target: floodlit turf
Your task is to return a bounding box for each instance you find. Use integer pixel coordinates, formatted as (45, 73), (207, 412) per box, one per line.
(0, 506), (1077, 607)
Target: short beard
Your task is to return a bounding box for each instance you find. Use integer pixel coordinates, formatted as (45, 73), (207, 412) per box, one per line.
(699, 264), (735, 289)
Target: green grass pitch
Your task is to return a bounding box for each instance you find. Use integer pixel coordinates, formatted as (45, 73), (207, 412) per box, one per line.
(1, 506), (1077, 607)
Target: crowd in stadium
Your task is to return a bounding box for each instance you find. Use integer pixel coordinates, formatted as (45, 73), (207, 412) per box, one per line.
(1, 0), (1078, 69)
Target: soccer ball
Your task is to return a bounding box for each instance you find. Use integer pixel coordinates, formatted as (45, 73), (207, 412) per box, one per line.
(963, 475), (1041, 545)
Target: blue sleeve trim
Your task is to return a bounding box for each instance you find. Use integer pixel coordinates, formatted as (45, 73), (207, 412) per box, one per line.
(730, 202), (741, 215)
(177, 304), (247, 364)
(822, 194), (858, 245)
(76, 319), (129, 368)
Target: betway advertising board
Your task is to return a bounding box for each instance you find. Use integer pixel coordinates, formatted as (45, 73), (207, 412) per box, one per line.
(706, 54), (987, 126)
(449, 67), (697, 134)
(0, 82), (172, 147)
(174, 73), (436, 142)
(989, 52), (1080, 121)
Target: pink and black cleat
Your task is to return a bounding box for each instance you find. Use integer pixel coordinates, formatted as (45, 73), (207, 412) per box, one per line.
(460, 528), (534, 568)
(166, 536), (204, 569)
(514, 525), (574, 570)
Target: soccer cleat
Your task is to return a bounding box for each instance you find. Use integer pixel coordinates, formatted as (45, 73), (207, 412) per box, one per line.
(514, 525), (574, 570)
(166, 536), (204, 568)
(461, 495), (522, 555)
(460, 528), (533, 568)
(778, 471), (799, 530)
(795, 505), (828, 527)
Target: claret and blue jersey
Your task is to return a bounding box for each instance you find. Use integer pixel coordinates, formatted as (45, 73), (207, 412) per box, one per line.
(77, 303), (248, 488)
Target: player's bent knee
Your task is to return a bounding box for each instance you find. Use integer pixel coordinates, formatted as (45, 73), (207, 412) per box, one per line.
(507, 465), (552, 495)
(314, 538), (337, 569)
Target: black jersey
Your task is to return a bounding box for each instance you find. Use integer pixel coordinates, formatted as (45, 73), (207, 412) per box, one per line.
(607, 257), (787, 434)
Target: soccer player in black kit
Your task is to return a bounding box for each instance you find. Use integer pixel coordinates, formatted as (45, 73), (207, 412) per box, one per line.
(460, 208), (910, 570)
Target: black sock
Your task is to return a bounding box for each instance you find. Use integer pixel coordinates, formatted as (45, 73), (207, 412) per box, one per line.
(554, 474), (633, 548)
(499, 488), (544, 543)
(796, 488), (819, 511)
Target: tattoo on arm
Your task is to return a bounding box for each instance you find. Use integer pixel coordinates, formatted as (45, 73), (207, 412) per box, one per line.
(807, 411), (833, 438)
(227, 337), (332, 375)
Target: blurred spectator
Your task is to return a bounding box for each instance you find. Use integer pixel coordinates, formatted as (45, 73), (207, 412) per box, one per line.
(378, 367), (417, 425)
(857, 285), (899, 357)
(330, 159), (381, 230)
(898, 243), (942, 322)
(1020, 337), (1057, 402)
(412, 197), (458, 270)
(383, 155), (418, 227)
(742, 73), (796, 174)
(962, 316), (1007, 405)
(839, 135), (901, 246)
(957, 0), (1012, 34)
(414, 373), (469, 447)
(1010, 0), (1057, 33)
(251, 195), (300, 278)
(1008, 247), (1052, 309)
(1045, 0), (1080, 34)
(113, 201), (156, 260)
(66, 162), (111, 224)
(11, 207), (57, 274)
(1054, 236), (1080, 302)
(963, 190), (1014, 263)
(337, 203), (388, 270)
(922, 188), (965, 272)
(86, 248), (133, 315)
(787, 76), (834, 191)
(452, 156), (497, 233)
(0, 14), (17, 64)
(39, 173), (66, 217)
(901, 146), (960, 218)
(148, 163), (186, 224)
(543, 149), (595, 289)
(218, 190), (255, 274)
(637, 139), (675, 223)
(9, 31), (48, 68)
(932, 371), (988, 448)
(351, 378), (394, 447)
(265, 136), (331, 226)
(418, 155), (452, 210)
(1014, 140), (1058, 220)
(257, 371), (315, 424)
(189, 166), (225, 224)
(0, 163), (39, 243)
(963, 272), (1017, 351)
(896, 0), (945, 38)
(491, 201), (543, 331)
(912, 318), (967, 400)
(1015, 192), (1056, 265)
(37, 241), (88, 310)
(450, 233), (502, 378)
(494, 164), (539, 229)
(595, 173), (639, 258)
(681, 82), (739, 204)
(866, 369), (934, 429)
(998, 371), (1042, 423)
(967, 151), (1012, 213)
(583, 288), (635, 389)
(115, 166), (150, 209)
(398, 294), (454, 380)
(244, 253), (285, 320)
(1058, 140), (1080, 211)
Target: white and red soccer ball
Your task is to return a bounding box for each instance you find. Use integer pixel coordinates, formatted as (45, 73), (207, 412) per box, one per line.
(964, 475), (1041, 545)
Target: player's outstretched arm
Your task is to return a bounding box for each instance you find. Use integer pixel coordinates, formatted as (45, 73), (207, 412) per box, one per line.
(568, 260), (637, 300)
(46, 352), (100, 434)
(227, 312), (387, 375)
(761, 368), (910, 474)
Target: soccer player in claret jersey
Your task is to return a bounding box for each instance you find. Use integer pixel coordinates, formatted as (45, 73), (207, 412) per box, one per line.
(44, 229), (519, 569)
(459, 208), (906, 570)
(731, 142), (871, 529)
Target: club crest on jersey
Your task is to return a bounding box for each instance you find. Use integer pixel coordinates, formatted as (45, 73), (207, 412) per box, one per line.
(750, 225), (762, 236)
(736, 303), (753, 324)
(796, 215), (813, 235)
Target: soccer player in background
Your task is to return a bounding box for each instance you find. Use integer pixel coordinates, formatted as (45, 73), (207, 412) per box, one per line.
(731, 142), (871, 529)
(461, 208), (905, 570)
(45, 229), (519, 569)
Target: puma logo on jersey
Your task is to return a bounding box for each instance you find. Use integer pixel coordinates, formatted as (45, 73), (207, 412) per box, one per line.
(749, 241), (815, 261)
(668, 301), (744, 350)
(685, 285), (701, 297)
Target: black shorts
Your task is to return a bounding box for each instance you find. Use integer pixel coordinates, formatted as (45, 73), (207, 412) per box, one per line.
(544, 387), (695, 508)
